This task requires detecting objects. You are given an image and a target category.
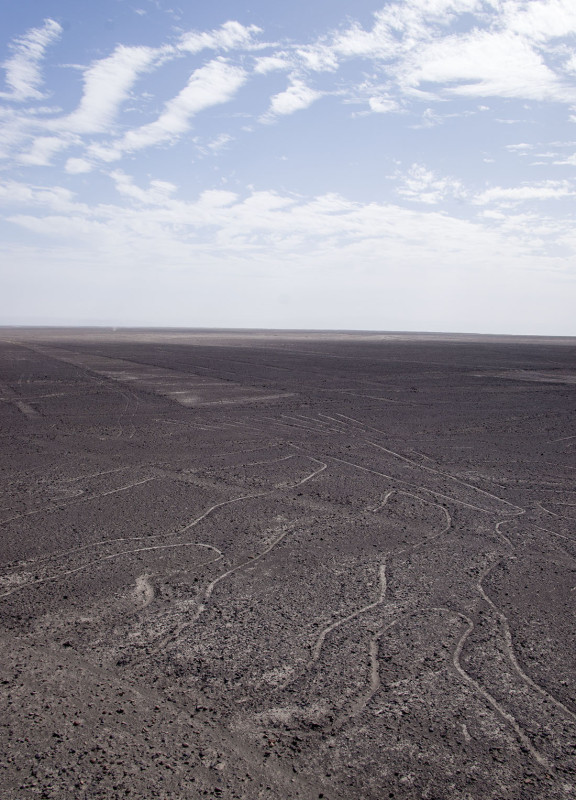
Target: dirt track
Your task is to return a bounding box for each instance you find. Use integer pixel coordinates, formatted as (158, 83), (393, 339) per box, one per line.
(1, 328), (575, 799)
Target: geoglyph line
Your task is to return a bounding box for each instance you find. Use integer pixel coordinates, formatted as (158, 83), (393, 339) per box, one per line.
(452, 612), (550, 769)
(0, 477), (156, 526)
(477, 577), (576, 724)
(145, 457), (328, 651)
(311, 563), (388, 663)
(0, 542), (223, 600)
(309, 490), (452, 667)
(326, 453), (498, 514)
(367, 440), (524, 513)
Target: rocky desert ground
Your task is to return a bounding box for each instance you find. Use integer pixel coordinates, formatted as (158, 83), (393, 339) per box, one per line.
(0, 328), (575, 800)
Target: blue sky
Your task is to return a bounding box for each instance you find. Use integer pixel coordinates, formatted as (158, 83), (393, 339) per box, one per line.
(1, 0), (576, 334)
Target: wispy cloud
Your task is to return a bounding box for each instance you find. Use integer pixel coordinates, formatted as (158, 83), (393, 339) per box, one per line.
(504, 0), (576, 42)
(474, 180), (575, 205)
(53, 45), (161, 135)
(396, 164), (465, 204)
(3, 3), (576, 172)
(0, 18), (62, 102)
(3, 174), (568, 289)
(401, 29), (575, 102)
(0, 20), (261, 168)
(18, 135), (75, 166)
(368, 95), (401, 114)
(110, 170), (177, 205)
(0, 171), (541, 254)
(262, 79), (322, 121)
(0, 177), (83, 213)
(64, 157), (93, 174)
(177, 20), (262, 54)
(301, 0), (576, 109)
(89, 59), (247, 162)
(253, 55), (293, 75)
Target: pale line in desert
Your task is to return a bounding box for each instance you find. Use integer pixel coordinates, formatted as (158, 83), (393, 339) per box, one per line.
(291, 414), (344, 433)
(338, 619), (400, 725)
(1, 489), (272, 568)
(291, 413), (332, 426)
(206, 440), (282, 460)
(334, 413), (369, 429)
(477, 577), (576, 723)
(326, 453), (497, 514)
(3, 455), (321, 572)
(494, 518), (516, 548)
(0, 542), (223, 599)
(533, 524), (576, 544)
(367, 440), (524, 513)
(452, 613), (549, 769)
(177, 488), (276, 534)
(0, 477), (156, 526)
(308, 486), (452, 665)
(280, 415), (329, 434)
(154, 417), (221, 431)
(242, 455), (295, 467)
(370, 490), (395, 512)
(348, 606), (462, 723)
(311, 563), (388, 663)
(536, 501), (561, 518)
(61, 465), (133, 483)
(260, 416), (304, 431)
(398, 491), (452, 553)
(152, 458), (328, 646)
(317, 413), (351, 429)
(408, 449), (435, 463)
(320, 389), (418, 405)
(351, 602), (552, 768)
(369, 488), (452, 552)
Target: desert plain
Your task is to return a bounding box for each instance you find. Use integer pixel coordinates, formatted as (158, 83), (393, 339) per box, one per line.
(0, 327), (575, 800)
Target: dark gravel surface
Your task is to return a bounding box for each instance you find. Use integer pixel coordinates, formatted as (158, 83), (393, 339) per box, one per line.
(1, 328), (575, 800)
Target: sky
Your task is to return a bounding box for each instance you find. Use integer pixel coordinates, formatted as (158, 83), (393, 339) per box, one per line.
(1, 0), (576, 334)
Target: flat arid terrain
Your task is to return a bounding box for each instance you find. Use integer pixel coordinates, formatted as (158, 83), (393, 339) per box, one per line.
(1, 327), (575, 800)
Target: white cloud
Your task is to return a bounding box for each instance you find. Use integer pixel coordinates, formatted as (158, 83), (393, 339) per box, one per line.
(0, 178), (81, 213)
(294, 45), (339, 72)
(0, 175), (532, 259)
(295, 0), (576, 108)
(1, 18), (62, 101)
(206, 133), (233, 153)
(564, 54), (576, 74)
(474, 180), (575, 205)
(53, 45), (160, 135)
(177, 20), (262, 54)
(329, 19), (399, 60)
(554, 153), (576, 165)
(399, 29), (573, 102)
(0, 19), (261, 169)
(506, 142), (534, 151)
(4, 3), (576, 175)
(90, 59), (247, 161)
(253, 55), (293, 74)
(110, 170), (177, 204)
(17, 135), (73, 166)
(368, 95), (400, 113)
(65, 157), (93, 174)
(263, 80), (322, 120)
(396, 164), (465, 204)
(3, 173), (575, 333)
(504, 0), (576, 42)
